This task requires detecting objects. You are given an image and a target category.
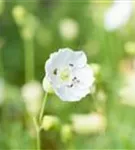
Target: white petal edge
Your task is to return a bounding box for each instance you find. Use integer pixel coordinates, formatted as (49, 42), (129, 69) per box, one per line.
(45, 48), (87, 76)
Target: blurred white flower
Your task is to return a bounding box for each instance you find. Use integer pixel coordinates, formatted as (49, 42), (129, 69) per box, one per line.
(71, 113), (106, 134)
(21, 81), (43, 116)
(0, 78), (4, 105)
(43, 48), (95, 102)
(59, 18), (79, 40)
(120, 71), (135, 107)
(104, 0), (132, 31)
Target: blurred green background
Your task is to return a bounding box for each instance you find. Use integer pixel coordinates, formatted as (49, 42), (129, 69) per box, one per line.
(1, 0), (135, 149)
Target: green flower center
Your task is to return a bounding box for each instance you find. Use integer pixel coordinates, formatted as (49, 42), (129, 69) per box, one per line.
(60, 68), (71, 81)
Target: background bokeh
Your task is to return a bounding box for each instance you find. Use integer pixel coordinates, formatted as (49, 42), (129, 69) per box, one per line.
(0, 0), (135, 149)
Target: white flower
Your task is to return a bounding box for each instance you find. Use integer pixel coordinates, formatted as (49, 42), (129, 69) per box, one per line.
(59, 18), (79, 40)
(43, 48), (95, 102)
(104, 0), (132, 31)
(21, 81), (43, 116)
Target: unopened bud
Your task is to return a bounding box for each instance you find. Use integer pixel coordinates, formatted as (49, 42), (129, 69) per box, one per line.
(41, 115), (60, 131)
(61, 124), (73, 143)
(0, 0), (5, 16)
(12, 5), (27, 26)
(125, 42), (135, 56)
(21, 81), (43, 116)
(90, 63), (101, 76)
(59, 18), (79, 40)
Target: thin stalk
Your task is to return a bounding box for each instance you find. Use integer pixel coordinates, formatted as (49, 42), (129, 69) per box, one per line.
(37, 129), (40, 150)
(39, 92), (48, 124)
(33, 93), (48, 150)
(0, 49), (4, 77)
(33, 117), (40, 150)
(24, 38), (35, 83)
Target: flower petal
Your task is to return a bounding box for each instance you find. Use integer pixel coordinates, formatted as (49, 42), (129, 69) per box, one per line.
(72, 65), (95, 89)
(54, 85), (90, 102)
(45, 48), (87, 87)
(45, 48), (87, 75)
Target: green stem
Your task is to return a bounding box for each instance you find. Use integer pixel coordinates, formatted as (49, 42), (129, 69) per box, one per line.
(32, 94), (48, 150)
(37, 129), (40, 150)
(23, 38), (35, 83)
(33, 117), (40, 150)
(39, 92), (48, 124)
(33, 93), (48, 150)
(0, 49), (4, 77)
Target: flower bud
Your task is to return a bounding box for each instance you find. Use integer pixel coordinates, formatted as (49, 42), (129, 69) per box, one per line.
(41, 115), (60, 131)
(90, 63), (101, 76)
(21, 81), (43, 116)
(60, 124), (73, 143)
(71, 113), (106, 135)
(0, 0), (5, 16)
(125, 42), (135, 56)
(12, 5), (27, 26)
(42, 77), (54, 94)
(59, 18), (79, 40)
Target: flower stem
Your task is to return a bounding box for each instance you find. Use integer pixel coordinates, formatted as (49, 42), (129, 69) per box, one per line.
(24, 38), (35, 83)
(33, 117), (40, 150)
(0, 49), (4, 77)
(33, 93), (48, 150)
(39, 92), (48, 124)
(37, 129), (41, 150)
